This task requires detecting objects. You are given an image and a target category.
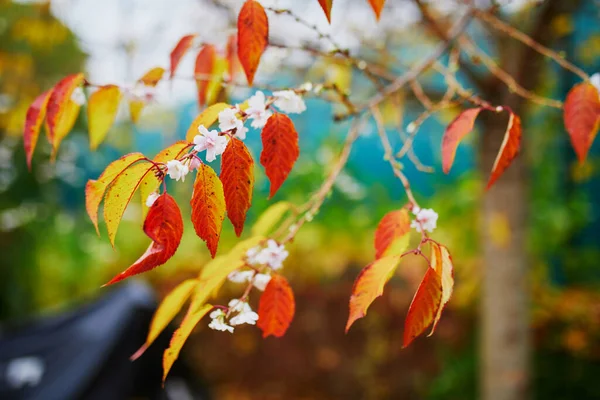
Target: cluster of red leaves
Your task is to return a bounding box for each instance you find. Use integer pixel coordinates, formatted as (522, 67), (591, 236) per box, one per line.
(318, 0), (386, 22)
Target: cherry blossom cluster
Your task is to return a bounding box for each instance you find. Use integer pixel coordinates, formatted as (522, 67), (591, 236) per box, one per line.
(208, 239), (289, 333)
(410, 206), (438, 234)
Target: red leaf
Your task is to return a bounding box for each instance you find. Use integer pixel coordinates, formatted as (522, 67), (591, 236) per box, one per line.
(170, 34), (197, 79)
(403, 267), (443, 348)
(237, 0), (269, 84)
(24, 90), (52, 170)
(563, 82), (600, 163)
(374, 209), (411, 259)
(195, 45), (216, 107)
(317, 0), (333, 23)
(105, 193), (183, 285)
(441, 107), (483, 174)
(46, 73), (85, 152)
(487, 108), (522, 189)
(221, 138), (255, 236)
(260, 113), (299, 198)
(258, 274), (295, 338)
(367, 0), (386, 20)
(225, 34), (240, 80)
(346, 255), (401, 332)
(191, 164), (226, 258)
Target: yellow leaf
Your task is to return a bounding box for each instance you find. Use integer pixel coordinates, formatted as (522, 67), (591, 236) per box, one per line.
(129, 100), (144, 123)
(251, 201), (292, 237)
(85, 152), (146, 234)
(205, 56), (228, 106)
(46, 73), (85, 157)
(139, 141), (190, 219)
(186, 103), (230, 141)
(88, 85), (122, 150)
(162, 304), (212, 382)
(131, 279), (199, 360)
(104, 161), (154, 246)
(138, 67), (165, 87)
(428, 242), (454, 335)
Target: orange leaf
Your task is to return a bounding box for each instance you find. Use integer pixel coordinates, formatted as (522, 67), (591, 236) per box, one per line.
(237, 0), (269, 84)
(346, 255), (401, 332)
(131, 278), (199, 360)
(260, 113), (299, 198)
(104, 161), (154, 246)
(105, 193), (183, 285)
(191, 164), (226, 258)
(138, 67), (165, 87)
(317, 0), (333, 23)
(186, 103), (230, 141)
(563, 82), (600, 163)
(46, 73), (85, 154)
(162, 303), (212, 382)
(170, 34), (197, 79)
(226, 34), (241, 80)
(374, 209), (411, 259)
(195, 45), (216, 108)
(221, 138), (254, 236)
(487, 109), (521, 189)
(403, 267), (443, 348)
(367, 0), (386, 20)
(428, 242), (454, 336)
(23, 90), (51, 170)
(441, 107), (483, 174)
(85, 152), (146, 234)
(129, 100), (144, 123)
(139, 141), (190, 219)
(88, 85), (122, 150)
(258, 274), (295, 338)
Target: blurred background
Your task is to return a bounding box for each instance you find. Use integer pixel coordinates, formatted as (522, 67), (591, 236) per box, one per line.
(1, 0), (600, 399)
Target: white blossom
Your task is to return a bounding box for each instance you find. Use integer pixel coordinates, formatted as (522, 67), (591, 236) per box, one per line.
(411, 208), (438, 233)
(591, 73), (600, 96)
(299, 82), (313, 92)
(218, 107), (242, 132)
(256, 239), (289, 270)
(246, 246), (262, 265)
(145, 192), (160, 207)
(227, 270), (254, 284)
(125, 84), (155, 102)
(71, 87), (86, 105)
(208, 309), (234, 333)
(272, 90), (306, 114)
(228, 300), (259, 326)
(193, 125), (228, 162)
(253, 273), (271, 291)
(245, 91), (272, 129)
(235, 122), (248, 140)
(166, 159), (189, 182)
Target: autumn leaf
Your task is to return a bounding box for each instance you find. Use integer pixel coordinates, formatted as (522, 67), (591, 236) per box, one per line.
(195, 45), (216, 107)
(260, 113), (300, 198)
(221, 138), (254, 236)
(367, 0), (386, 20)
(563, 82), (600, 163)
(317, 0), (333, 22)
(487, 108), (521, 189)
(237, 0), (269, 84)
(428, 242), (454, 336)
(226, 34), (241, 80)
(46, 73), (85, 154)
(24, 90), (51, 170)
(441, 107), (483, 174)
(88, 85), (122, 150)
(374, 209), (411, 259)
(403, 267), (443, 348)
(138, 67), (165, 87)
(258, 274), (295, 338)
(346, 255), (401, 332)
(186, 103), (230, 141)
(105, 193), (184, 285)
(131, 279), (198, 360)
(139, 141), (190, 219)
(104, 161), (155, 246)
(170, 34), (197, 79)
(191, 164), (226, 258)
(85, 152), (146, 234)
(251, 201), (292, 237)
(129, 100), (145, 123)
(162, 304), (212, 382)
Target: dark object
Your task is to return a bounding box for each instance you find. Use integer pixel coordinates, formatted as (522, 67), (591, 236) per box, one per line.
(0, 282), (209, 400)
